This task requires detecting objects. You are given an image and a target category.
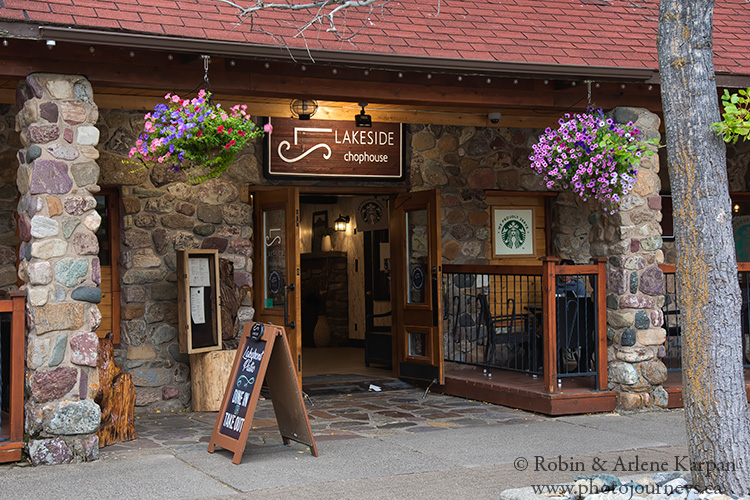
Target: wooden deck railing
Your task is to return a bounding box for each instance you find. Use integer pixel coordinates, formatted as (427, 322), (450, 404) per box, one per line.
(442, 257), (607, 393)
(0, 291), (27, 464)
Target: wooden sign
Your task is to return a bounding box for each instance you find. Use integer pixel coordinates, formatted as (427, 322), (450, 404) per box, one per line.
(264, 117), (404, 180)
(207, 322), (318, 464)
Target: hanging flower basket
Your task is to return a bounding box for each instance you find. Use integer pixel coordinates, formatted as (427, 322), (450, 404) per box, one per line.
(528, 108), (657, 213)
(129, 90), (272, 184)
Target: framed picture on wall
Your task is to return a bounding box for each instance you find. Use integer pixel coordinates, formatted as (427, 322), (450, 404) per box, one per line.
(492, 208), (536, 257)
(312, 210), (328, 252)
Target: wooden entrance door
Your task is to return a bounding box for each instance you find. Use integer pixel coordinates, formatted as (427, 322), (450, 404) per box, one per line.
(95, 188), (121, 343)
(252, 188), (303, 384)
(390, 189), (444, 384)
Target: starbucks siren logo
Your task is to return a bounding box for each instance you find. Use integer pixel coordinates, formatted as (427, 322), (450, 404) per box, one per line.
(500, 219), (527, 249)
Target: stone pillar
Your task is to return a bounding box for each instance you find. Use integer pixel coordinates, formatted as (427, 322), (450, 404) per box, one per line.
(590, 107), (668, 411)
(16, 74), (102, 464)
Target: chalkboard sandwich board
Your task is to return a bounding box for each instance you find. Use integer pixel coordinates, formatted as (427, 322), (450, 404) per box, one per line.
(207, 322), (318, 464)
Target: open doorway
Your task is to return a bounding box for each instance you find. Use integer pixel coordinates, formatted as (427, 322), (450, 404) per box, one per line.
(298, 194), (397, 394)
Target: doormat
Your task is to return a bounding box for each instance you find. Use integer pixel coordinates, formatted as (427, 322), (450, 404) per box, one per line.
(302, 374), (414, 396)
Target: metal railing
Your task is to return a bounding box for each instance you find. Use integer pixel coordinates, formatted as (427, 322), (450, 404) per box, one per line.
(660, 264), (750, 371)
(442, 258), (607, 392)
(443, 267), (543, 374)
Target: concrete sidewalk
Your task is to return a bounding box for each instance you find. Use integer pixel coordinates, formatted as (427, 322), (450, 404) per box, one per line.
(0, 389), (688, 500)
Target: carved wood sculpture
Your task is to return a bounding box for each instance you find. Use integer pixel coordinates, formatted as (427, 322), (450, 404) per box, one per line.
(219, 258), (251, 349)
(95, 332), (136, 447)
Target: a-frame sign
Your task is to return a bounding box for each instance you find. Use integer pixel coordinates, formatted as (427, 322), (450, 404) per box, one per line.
(208, 322), (318, 464)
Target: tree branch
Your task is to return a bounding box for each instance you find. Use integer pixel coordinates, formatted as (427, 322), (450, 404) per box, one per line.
(213, 0), (398, 42)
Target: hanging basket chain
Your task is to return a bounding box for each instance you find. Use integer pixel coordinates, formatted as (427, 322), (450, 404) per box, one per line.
(202, 54), (212, 104)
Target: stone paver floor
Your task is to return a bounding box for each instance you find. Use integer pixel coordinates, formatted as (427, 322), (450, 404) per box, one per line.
(101, 388), (548, 456)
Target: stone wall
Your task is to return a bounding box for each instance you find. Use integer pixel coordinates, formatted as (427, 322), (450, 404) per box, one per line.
(589, 107), (668, 410)
(95, 108), (257, 412)
(300, 254), (349, 346)
(15, 74), (102, 464)
(409, 124), (554, 263)
(408, 124), (594, 265)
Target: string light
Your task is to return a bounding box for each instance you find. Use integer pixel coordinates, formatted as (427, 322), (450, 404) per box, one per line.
(230, 60), (236, 67)
(167, 54), (174, 61)
(486, 78), (492, 84)
(332, 68), (338, 75)
(301, 65), (307, 71)
(129, 50), (135, 57)
(457, 75), (463, 82)
(89, 46), (95, 53)
(363, 69), (369, 76)
(398, 72), (403, 78)
(264, 62), (270, 69)
(426, 74), (432, 79)
(513, 79), (518, 84)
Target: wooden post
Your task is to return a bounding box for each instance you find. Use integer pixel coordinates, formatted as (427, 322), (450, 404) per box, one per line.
(594, 257), (608, 391)
(0, 291), (27, 463)
(541, 257), (558, 393)
(9, 292), (25, 444)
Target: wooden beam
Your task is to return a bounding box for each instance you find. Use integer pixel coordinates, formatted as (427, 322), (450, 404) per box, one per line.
(245, 73), (554, 108)
(0, 87), (564, 128)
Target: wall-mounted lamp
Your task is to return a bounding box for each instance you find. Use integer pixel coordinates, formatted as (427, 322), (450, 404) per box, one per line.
(355, 102), (372, 127)
(290, 99), (318, 120)
(734, 203), (741, 213)
(334, 214), (350, 232)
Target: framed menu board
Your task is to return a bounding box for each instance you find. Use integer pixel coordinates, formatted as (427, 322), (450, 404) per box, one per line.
(177, 249), (221, 354)
(207, 322), (318, 464)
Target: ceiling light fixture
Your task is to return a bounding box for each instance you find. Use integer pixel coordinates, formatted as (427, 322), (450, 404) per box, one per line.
(290, 99), (318, 120)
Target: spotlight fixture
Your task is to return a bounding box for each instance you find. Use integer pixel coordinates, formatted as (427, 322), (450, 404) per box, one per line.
(290, 99), (318, 120)
(334, 214), (350, 232)
(46, 40), (56, 49)
(355, 102), (372, 128)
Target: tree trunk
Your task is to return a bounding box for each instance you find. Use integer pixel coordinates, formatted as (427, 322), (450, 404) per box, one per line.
(658, 0), (750, 493)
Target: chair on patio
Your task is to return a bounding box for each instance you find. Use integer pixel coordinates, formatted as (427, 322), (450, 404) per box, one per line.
(476, 293), (518, 367)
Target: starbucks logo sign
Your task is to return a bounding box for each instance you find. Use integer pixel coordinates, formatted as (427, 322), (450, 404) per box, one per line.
(355, 197), (388, 231)
(493, 208), (535, 257)
(501, 220), (526, 249)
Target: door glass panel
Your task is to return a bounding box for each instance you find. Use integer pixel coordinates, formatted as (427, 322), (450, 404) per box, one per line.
(95, 195), (110, 266)
(406, 209), (428, 304)
(408, 331), (427, 357)
(264, 209), (286, 309)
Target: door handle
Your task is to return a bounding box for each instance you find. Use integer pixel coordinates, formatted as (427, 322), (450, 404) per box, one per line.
(283, 283), (296, 329)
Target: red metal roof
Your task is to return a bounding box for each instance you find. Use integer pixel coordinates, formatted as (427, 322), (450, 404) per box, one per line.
(2, 0), (750, 75)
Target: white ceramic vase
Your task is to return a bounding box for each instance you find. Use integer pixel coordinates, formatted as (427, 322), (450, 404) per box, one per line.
(321, 234), (332, 252)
